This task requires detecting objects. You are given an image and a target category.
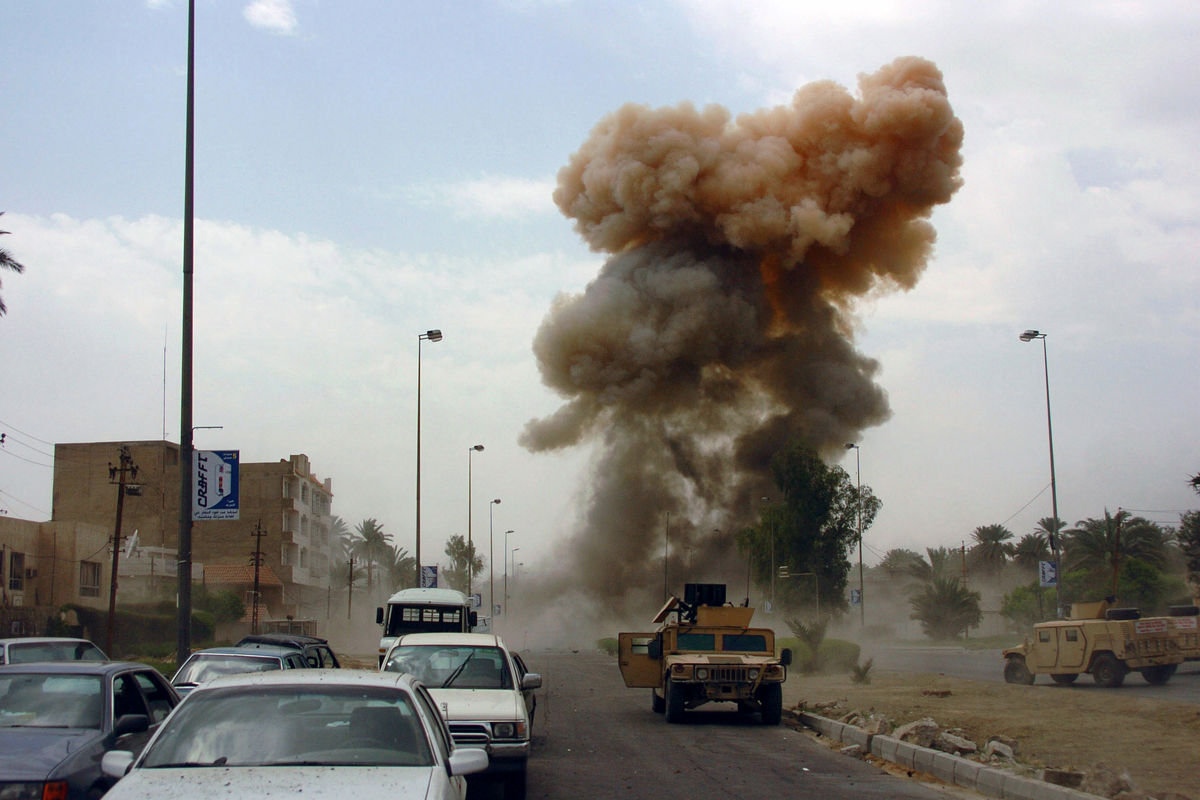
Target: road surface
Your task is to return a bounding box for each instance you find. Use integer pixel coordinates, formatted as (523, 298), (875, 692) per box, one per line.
(511, 650), (964, 800)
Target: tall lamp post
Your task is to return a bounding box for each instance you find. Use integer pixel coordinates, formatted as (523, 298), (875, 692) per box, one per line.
(467, 444), (484, 599)
(845, 443), (863, 626)
(505, 535), (518, 621)
(488, 499), (501, 622)
(1019, 329), (1064, 618)
(760, 496), (775, 610)
(415, 329), (443, 586)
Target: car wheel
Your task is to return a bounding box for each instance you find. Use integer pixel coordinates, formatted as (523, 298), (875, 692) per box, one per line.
(1049, 673), (1078, 684)
(1140, 664), (1177, 685)
(651, 689), (665, 713)
(759, 683), (782, 726)
(1003, 657), (1034, 685)
(664, 680), (685, 724)
(1091, 653), (1127, 688)
(505, 769), (527, 800)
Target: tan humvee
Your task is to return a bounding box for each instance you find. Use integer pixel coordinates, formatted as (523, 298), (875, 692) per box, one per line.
(1002, 599), (1184, 688)
(1166, 603), (1199, 661)
(617, 583), (791, 724)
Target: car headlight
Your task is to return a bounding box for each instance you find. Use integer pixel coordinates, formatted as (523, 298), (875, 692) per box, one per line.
(695, 668), (709, 680)
(748, 668), (760, 680)
(491, 721), (527, 740)
(0, 781), (67, 800)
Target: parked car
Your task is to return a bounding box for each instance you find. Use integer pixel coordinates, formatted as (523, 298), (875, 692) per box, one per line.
(170, 644), (308, 696)
(0, 660), (180, 798)
(0, 637), (107, 665)
(100, 670), (487, 800)
(382, 632), (541, 799)
(235, 632), (341, 667)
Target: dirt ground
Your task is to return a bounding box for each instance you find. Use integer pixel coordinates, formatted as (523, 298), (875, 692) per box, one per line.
(783, 671), (1200, 799)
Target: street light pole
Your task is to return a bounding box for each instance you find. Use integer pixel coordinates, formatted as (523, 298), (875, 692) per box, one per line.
(760, 497), (775, 610)
(846, 443), (863, 626)
(416, 329), (443, 587)
(1020, 329), (1064, 618)
(505, 535), (517, 621)
(488, 499), (500, 623)
(467, 444), (484, 599)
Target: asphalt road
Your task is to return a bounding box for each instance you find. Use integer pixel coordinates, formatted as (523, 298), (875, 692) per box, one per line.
(863, 645), (1200, 703)
(511, 650), (964, 800)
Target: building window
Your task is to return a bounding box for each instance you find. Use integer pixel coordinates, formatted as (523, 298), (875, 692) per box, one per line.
(9, 552), (23, 592)
(301, 483), (309, 503)
(282, 479), (291, 499)
(80, 561), (101, 597)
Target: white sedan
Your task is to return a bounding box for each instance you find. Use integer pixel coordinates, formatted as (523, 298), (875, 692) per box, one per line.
(100, 670), (487, 800)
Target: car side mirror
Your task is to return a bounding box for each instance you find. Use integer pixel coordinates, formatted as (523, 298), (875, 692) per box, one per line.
(469, 611), (479, 628)
(780, 648), (793, 667)
(521, 673), (542, 690)
(113, 714), (150, 739)
(101, 750), (135, 779)
(375, 607), (384, 625)
(447, 747), (489, 776)
(647, 637), (662, 660)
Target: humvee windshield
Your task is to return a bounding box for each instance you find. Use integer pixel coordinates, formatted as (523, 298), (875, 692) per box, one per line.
(674, 632), (771, 652)
(723, 634), (768, 651)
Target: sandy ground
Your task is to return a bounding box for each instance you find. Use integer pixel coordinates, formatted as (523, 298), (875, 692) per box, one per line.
(783, 671), (1200, 799)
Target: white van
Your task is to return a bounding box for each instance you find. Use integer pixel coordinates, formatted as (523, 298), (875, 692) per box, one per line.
(376, 587), (477, 666)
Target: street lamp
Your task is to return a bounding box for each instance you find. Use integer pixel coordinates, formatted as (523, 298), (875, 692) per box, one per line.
(761, 496), (775, 610)
(845, 443), (863, 626)
(467, 444), (484, 599)
(415, 329), (443, 587)
(506, 543), (519, 621)
(1019, 329), (1064, 618)
(488, 499), (501, 622)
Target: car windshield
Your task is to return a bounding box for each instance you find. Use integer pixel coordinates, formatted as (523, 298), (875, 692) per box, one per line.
(174, 654), (282, 685)
(8, 641), (107, 663)
(384, 645), (512, 689)
(0, 673), (103, 729)
(140, 685), (434, 768)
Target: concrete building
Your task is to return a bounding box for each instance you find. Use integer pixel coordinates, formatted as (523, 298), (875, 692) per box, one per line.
(18, 441), (339, 627)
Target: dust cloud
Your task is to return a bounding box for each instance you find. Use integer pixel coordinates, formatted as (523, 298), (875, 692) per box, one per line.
(520, 57), (964, 635)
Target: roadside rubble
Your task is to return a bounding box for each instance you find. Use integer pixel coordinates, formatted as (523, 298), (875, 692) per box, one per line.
(793, 699), (1194, 800)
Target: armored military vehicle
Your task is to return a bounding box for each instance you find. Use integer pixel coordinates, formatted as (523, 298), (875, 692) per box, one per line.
(1002, 599), (1184, 688)
(617, 583), (792, 724)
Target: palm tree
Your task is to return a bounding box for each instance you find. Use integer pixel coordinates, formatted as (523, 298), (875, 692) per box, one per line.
(909, 576), (982, 639)
(0, 212), (27, 316)
(908, 546), (957, 584)
(351, 518), (392, 594)
(969, 524), (1014, 574)
(1064, 509), (1168, 594)
(1012, 533), (1050, 572)
(879, 548), (923, 579)
(442, 534), (484, 592)
(382, 544), (416, 592)
(1034, 516), (1066, 550)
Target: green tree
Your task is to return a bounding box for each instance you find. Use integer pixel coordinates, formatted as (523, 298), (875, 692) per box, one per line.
(1179, 511), (1200, 591)
(909, 576), (982, 639)
(1063, 509), (1167, 596)
(382, 543), (416, 592)
(737, 442), (881, 612)
(351, 518), (392, 593)
(441, 535), (484, 592)
(0, 212), (26, 316)
(879, 548), (923, 579)
(908, 546), (957, 585)
(968, 524), (1014, 575)
(1012, 533), (1051, 573)
(1000, 583), (1056, 628)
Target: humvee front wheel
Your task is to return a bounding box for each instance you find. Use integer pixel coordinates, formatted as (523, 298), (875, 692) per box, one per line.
(1004, 656), (1034, 685)
(651, 689), (665, 713)
(664, 680), (685, 723)
(759, 683), (782, 726)
(1049, 673), (1078, 684)
(1140, 664), (1177, 685)
(1091, 653), (1127, 688)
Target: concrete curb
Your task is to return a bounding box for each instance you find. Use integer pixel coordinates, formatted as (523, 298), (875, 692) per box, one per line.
(793, 711), (1102, 800)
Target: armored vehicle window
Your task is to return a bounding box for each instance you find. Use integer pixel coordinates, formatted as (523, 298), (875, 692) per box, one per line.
(723, 634), (768, 652)
(676, 633), (716, 651)
(1038, 630), (1051, 643)
(630, 636), (653, 654)
(1064, 629), (1079, 642)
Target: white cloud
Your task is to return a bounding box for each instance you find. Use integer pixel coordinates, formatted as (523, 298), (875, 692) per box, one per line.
(407, 176), (559, 220)
(243, 0), (298, 36)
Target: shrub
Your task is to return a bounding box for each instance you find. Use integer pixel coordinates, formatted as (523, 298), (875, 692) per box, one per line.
(597, 637), (618, 657)
(819, 638), (861, 672)
(850, 658), (874, 684)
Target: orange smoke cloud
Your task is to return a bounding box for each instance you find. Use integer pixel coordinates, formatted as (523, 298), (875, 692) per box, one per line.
(521, 57), (963, 613)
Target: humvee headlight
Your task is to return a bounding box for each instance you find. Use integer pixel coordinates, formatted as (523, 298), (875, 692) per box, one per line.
(748, 668), (760, 680)
(695, 668), (709, 680)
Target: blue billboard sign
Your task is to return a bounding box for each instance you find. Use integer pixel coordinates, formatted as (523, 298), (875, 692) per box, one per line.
(192, 450), (240, 520)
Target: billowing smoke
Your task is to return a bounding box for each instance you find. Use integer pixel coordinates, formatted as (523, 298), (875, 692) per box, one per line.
(521, 57), (964, 624)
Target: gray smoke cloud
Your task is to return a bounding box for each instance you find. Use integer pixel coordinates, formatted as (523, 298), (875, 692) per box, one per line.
(521, 57), (964, 620)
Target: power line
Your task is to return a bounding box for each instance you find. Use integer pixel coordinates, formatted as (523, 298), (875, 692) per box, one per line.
(0, 418), (55, 446)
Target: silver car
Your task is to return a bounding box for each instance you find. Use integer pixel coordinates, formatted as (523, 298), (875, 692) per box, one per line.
(0, 637), (107, 665)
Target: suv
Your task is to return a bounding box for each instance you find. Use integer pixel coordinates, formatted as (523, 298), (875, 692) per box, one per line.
(236, 632), (341, 668)
(171, 645), (309, 696)
(618, 583), (792, 724)
(381, 632), (540, 799)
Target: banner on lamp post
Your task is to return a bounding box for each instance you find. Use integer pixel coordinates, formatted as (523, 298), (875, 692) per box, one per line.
(192, 450), (240, 520)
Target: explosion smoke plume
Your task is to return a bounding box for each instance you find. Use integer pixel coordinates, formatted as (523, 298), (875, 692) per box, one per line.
(522, 57), (963, 616)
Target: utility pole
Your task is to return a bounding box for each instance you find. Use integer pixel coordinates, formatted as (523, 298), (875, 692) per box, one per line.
(249, 519), (266, 634)
(347, 556), (354, 620)
(106, 446), (139, 654)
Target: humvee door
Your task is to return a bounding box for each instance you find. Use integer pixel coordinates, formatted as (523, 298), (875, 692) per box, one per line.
(618, 632), (661, 688)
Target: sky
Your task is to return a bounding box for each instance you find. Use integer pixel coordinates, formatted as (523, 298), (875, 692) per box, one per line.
(1, 0), (1198, 610)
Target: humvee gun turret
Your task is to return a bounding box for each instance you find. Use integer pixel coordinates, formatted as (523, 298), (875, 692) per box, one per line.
(617, 583), (792, 724)
(1002, 599), (1184, 688)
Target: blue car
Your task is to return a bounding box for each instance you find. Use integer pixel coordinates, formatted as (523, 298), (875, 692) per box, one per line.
(0, 660), (180, 799)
